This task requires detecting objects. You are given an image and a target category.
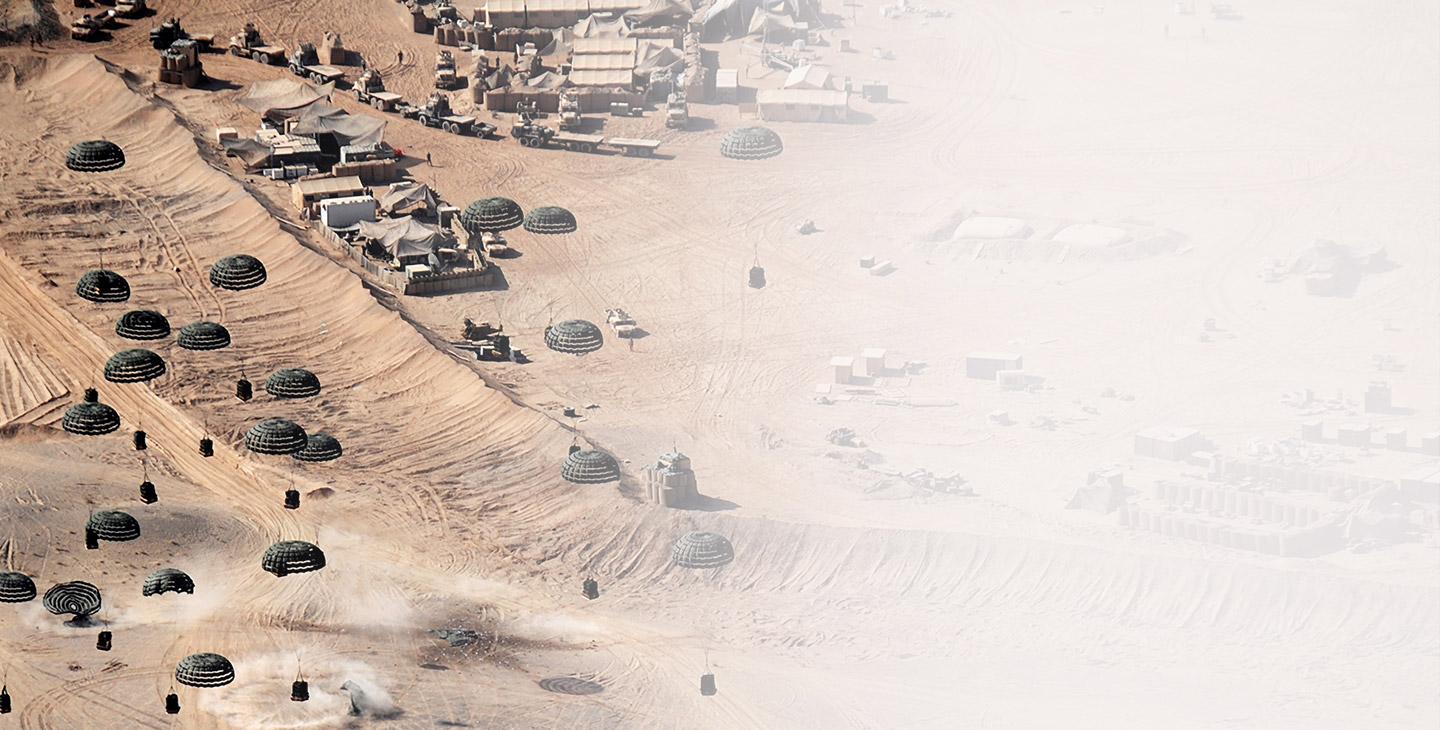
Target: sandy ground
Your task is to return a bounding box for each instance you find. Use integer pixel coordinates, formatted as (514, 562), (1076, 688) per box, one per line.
(0, 0), (1438, 727)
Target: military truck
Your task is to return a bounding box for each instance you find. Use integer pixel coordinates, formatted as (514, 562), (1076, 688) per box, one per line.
(401, 93), (494, 136)
(116, 0), (148, 18)
(289, 42), (346, 84)
(558, 90), (583, 131)
(228, 23), (285, 65)
(434, 50), (461, 90)
(665, 91), (689, 129)
(70, 14), (104, 41)
(354, 69), (404, 112)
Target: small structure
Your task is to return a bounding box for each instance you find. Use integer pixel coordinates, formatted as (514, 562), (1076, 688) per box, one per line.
(87, 510), (141, 542)
(319, 195), (378, 230)
(643, 451), (700, 508)
(159, 39), (205, 88)
(76, 269), (132, 303)
(265, 368), (322, 399)
(720, 126), (783, 160)
(1065, 469), (1127, 513)
(66, 140), (126, 172)
(1364, 381), (1391, 413)
(143, 568), (195, 596)
(0, 572), (37, 603)
(291, 176), (366, 214)
(671, 531), (733, 569)
(175, 653), (235, 688)
(460, 197), (526, 236)
(176, 321), (232, 351)
(860, 348), (887, 378)
(713, 69), (739, 103)
(63, 401), (121, 435)
(829, 356), (855, 384)
(209, 254), (268, 291)
(562, 449), (621, 484)
(294, 433), (343, 462)
(523, 206), (578, 234)
(1134, 427), (1206, 461)
(116, 310), (171, 341)
(42, 581), (102, 621)
(756, 89), (849, 123)
(104, 349), (166, 383)
(1337, 423), (1371, 448)
(965, 352), (1022, 380)
(245, 418), (309, 455)
(545, 319), (604, 354)
(262, 540), (327, 577)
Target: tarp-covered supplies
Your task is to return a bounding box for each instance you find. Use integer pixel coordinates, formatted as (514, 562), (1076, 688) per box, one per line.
(358, 216), (454, 263)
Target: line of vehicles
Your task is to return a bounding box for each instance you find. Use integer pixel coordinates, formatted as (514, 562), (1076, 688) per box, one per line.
(156, 21), (667, 156)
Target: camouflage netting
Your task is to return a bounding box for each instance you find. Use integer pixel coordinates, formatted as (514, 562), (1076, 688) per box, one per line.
(143, 568), (195, 596)
(543, 319), (603, 354)
(87, 510), (141, 542)
(66, 140), (126, 172)
(62, 401), (120, 435)
(104, 348), (166, 383)
(244, 418), (308, 455)
(719, 126), (783, 160)
(209, 254), (267, 291)
(42, 581), (102, 619)
(76, 269), (131, 303)
(176, 321), (232, 351)
(262, 540), (326, 577)
(265, 368), (321, 399)
(670, 531), (734, 569)
(116, 310), (171, 340)
(461, 197), (525, 234)
(522, 206), (577, 235)
(175, 653), (235, 688)
(561, 449), (620, 484)
(0, 571), (37, 603)
(294, 432), (342, 462)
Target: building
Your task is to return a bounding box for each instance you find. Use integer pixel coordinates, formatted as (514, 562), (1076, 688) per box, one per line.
(644, 451), (700, 508)
(1134, 427), (1206, 461)
(484, 0), (647, 29)
(755, 89), (850, 123)
(965, 352), (1023, 380)
(290, 175), (365, 213)
(570, 37), (640, 88)
(860, 348), (886, 377)
(317, 195), (377, 230)
(783, 64), (831, 90)
(829, 356), (854, 384)
(714, 68), (739, 103)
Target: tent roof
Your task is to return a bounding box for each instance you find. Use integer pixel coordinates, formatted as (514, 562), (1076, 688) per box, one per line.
(572, 36), (637, 54)
(221, 138), (273, 170)
(378, 184), (437, 214)
(237, 79), (335, 115)
(783, 64), (830, 89)
(573, 14), (631, 37)
(289, 102), (387, 147)
(358, 216), (453, 260)
(756, 88), (847, 107)
(569, 69), (636, 86)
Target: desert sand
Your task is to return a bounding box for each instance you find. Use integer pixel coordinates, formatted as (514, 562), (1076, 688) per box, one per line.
(0, 0), (1437, 728)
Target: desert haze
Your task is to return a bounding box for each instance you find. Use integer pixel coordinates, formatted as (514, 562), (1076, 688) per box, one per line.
(0, 0), (1437, 728)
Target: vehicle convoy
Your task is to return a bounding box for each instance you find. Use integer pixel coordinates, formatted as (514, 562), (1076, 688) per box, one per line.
(401, 93), (495, 136)
(289, 42), (345, 84)
(228, 22), (285, 65)
(354, 69), (404, 111)
(434, 50), (461, 90)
